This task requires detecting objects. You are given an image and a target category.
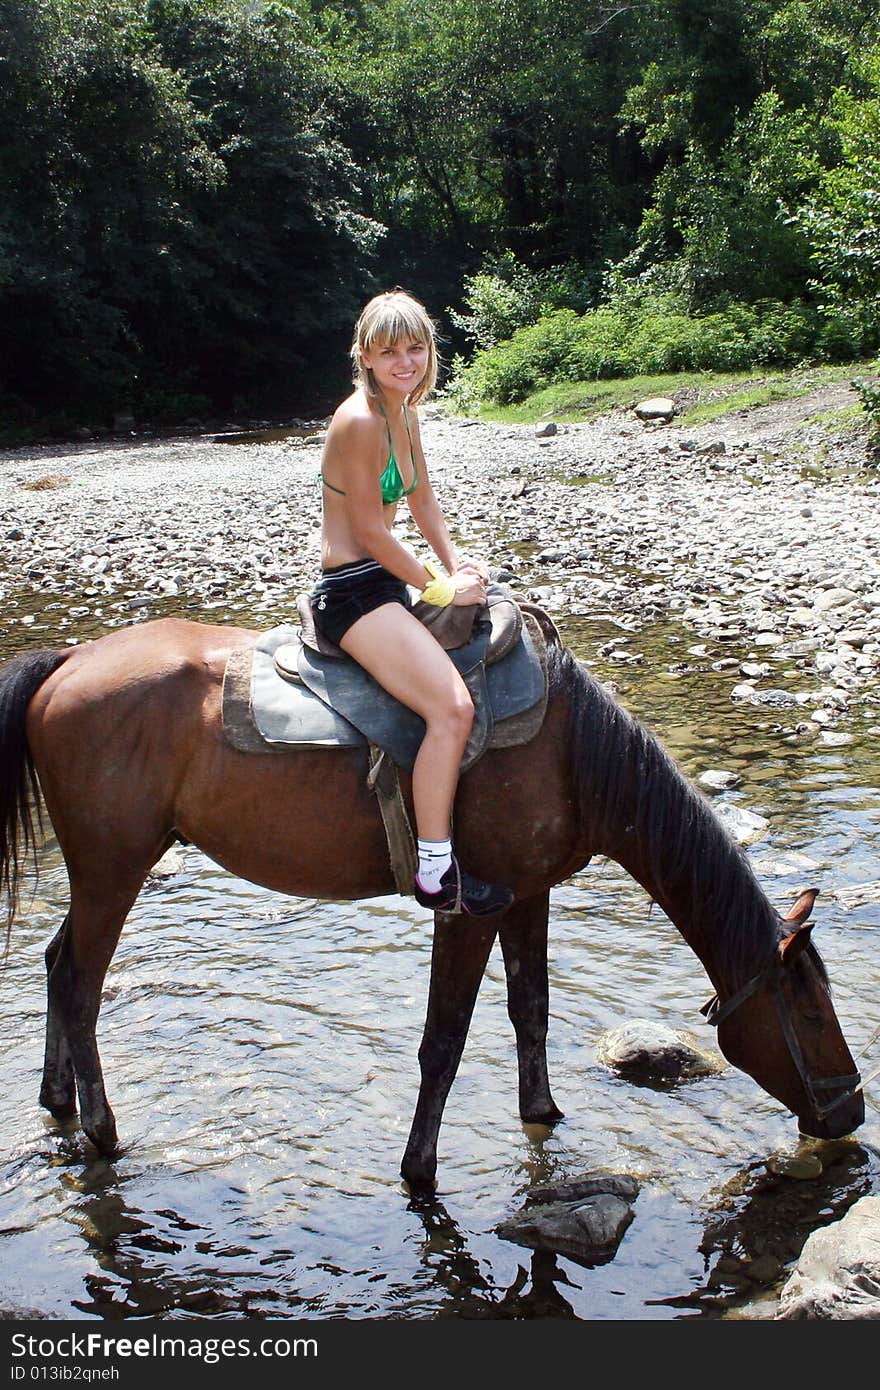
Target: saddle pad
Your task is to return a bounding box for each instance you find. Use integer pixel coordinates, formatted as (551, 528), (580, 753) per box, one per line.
(238, 616), (546, 770)
(249, 625), (364, 748)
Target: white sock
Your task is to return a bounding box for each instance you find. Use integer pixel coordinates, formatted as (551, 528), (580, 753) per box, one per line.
(416, 838), (453, 892)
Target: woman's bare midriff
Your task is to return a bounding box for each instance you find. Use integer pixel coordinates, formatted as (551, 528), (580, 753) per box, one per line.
(320, 491), (399, 570)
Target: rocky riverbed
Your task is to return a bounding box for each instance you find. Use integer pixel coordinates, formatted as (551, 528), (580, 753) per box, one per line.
(1, 383), (879, 745)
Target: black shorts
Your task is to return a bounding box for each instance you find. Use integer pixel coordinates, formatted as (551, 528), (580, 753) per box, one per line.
(310, 559), (411, 647)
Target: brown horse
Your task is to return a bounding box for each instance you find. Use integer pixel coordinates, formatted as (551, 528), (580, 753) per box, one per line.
(0, 615), (865, 1189)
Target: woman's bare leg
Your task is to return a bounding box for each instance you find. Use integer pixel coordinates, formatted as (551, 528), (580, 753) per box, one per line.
(340, 603), (473, 840)
(341, 602), (513, 915)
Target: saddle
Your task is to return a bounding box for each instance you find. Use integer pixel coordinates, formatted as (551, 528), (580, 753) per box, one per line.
(221, 581), (551, 891)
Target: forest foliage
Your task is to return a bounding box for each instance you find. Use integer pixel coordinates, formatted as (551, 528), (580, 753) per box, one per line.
(1, 0), (878, 431)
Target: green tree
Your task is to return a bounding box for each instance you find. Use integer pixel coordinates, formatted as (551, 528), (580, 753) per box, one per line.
(144, 0), (380, 412)
(3, 0), (876, 429)
(670, 0), (760, 152)
(619, 0), (878, 308)
(312, 0), (657, 299)
(793, 43), (880, 346)
(0, 0), (380, 428)
(0, 0), (220, 419)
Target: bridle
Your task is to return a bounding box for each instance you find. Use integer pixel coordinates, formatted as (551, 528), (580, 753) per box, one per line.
(700, 948), (863, 1125)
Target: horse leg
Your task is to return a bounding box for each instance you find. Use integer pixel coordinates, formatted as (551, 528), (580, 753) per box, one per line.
(44, 875), (144, 1154)
(401, 916), (498, 1191)
(498, 891), (564, 1125)
(38, 914), (76, 1118)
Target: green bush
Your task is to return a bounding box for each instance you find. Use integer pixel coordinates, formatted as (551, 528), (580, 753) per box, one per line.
(852, 365), (880, 445)
(448, 252), (596, 351)
(444, 295), (868, 407)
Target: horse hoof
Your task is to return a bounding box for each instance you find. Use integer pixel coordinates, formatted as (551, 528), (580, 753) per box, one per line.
(400, 1156), (438, 1193)
(402, 1174), (438, 1203)
(521, 1104), (565, 1125)
(84, 1125), (119, 1158)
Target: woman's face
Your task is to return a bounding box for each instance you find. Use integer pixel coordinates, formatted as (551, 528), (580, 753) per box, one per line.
(361, 337), (428, 397)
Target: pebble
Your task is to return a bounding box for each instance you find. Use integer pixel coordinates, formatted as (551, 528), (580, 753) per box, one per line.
(699, 769), (741, 791)
(715, 803), (770, 844)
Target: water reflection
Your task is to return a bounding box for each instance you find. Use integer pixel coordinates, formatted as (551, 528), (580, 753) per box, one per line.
(411, 1194), (583, 1320)
(652, 1140), (876, 1315)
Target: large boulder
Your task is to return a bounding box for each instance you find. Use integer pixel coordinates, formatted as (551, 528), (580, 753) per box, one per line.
(634, 397), (675, 422)
(777, 1194), (880, 1318)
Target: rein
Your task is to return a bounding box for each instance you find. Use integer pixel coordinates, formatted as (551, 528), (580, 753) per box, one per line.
(700, 951), (863, 1124)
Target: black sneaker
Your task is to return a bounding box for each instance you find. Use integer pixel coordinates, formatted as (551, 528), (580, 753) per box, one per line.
(413, 857), (514, 916)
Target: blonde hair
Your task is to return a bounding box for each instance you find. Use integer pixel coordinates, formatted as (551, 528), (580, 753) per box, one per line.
(351, 289), (439, 405)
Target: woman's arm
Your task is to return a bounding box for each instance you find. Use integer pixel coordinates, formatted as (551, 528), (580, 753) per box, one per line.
(406, 411), (489, 580)
(406, 473), (458, 575)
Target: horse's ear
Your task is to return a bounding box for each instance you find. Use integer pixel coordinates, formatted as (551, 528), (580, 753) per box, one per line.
(779, 921), (814, 966)
(778, 888), (818, 966)
(784, 887), (819, 928)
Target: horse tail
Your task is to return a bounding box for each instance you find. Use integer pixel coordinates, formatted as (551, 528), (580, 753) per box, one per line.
(0, 648), (71, 940)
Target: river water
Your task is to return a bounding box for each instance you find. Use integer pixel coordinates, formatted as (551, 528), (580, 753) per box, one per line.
(1, 600), (878, 1323)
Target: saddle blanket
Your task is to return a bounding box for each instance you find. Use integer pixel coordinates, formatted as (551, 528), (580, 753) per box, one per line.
(222, 606), (548, 772)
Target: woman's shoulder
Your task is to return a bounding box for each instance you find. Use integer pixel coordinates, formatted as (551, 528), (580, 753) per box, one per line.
(329, 393), (385, 446)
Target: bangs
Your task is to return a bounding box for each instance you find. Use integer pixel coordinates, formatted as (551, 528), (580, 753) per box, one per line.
(359, 300), (432, 351)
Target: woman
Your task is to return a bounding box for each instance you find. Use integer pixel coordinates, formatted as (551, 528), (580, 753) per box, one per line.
(311, 289), (514, 917)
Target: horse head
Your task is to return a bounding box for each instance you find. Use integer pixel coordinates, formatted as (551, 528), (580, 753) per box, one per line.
(705, 889), (864, 1140)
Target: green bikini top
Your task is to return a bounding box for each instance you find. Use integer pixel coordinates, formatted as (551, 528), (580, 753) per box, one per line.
(321, 407), (418, 505)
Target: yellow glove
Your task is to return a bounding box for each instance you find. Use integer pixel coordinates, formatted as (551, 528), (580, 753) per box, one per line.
(420, 559), (456, 607)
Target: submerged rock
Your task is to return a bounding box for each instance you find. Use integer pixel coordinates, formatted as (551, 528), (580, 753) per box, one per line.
(767, 1152), (824, 1180)
(715, 802), (770, 844)
(497, 1173), (639, 1266)
(699, 768), (741, 791)
(147, 846), (187, 878)
(595, 1019), (725, 1082)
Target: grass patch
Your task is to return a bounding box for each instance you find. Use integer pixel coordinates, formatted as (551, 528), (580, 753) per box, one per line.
(809, 403), (869, 431)
(680, 364), (860, 424)
(449, 361), (870, 427)
(560, 471), (615, 486)
(457, 372), (704, 423)
(680, 376), (812, 424)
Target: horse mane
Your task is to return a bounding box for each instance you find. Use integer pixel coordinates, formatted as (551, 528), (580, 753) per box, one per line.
(544, 636), (828, 991)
